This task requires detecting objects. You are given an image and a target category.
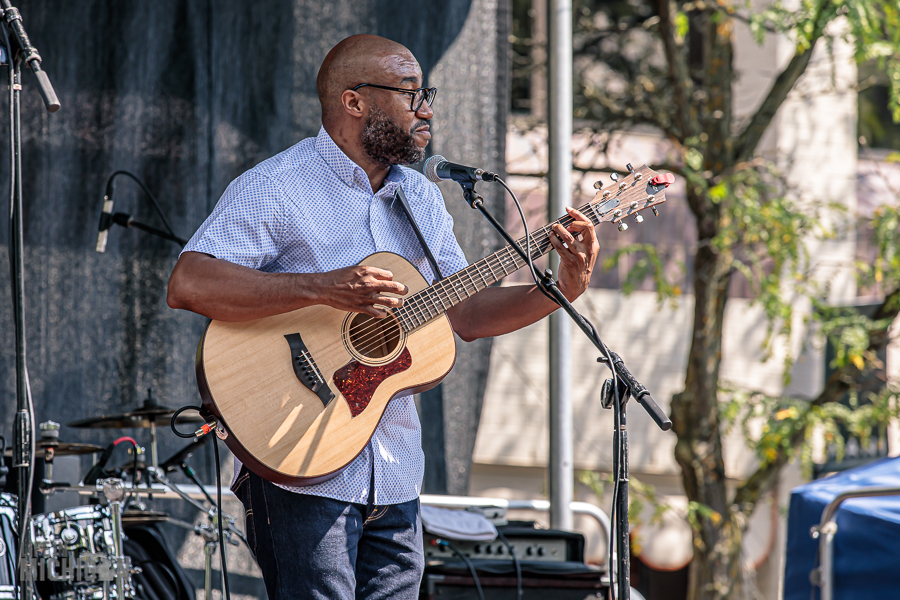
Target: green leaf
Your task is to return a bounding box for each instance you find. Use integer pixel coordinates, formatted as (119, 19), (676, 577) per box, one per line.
(674, 11), (689, 42)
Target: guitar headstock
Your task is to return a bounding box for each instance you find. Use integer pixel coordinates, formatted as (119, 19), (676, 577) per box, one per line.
(583, 164), (672, 231)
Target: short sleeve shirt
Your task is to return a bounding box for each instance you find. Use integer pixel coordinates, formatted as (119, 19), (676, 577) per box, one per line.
(182, 127), (468, 504)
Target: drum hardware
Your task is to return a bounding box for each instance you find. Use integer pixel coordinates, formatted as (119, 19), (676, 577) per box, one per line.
(17, 405), (237, 600)
(5, 422), (103, 465)
(102, 479), (131, 600)
(149, 465), (245, 600)
(0, 494), (17, 597)
(29, 478), (137, 600)
(0, 437), (8, 488)
(119, 510), (168, 526)
(147, 467), (244, 542)
(67, 388), (205, 471)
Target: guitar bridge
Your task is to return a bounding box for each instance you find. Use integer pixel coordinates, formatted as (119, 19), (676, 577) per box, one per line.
(284, 333), (334, 407)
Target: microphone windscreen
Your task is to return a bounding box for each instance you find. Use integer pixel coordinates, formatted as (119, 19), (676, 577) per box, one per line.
(424, 155), (446, 184)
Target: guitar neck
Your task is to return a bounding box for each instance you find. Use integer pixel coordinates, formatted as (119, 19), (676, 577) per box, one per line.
(393, 163), (669, 333)
(393, 202), (599, 332)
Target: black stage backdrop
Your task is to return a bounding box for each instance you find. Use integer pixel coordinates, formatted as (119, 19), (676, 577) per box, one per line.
(0, 0), (508, 588)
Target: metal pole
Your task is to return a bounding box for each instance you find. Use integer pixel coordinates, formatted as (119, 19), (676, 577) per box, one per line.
(547, 0), (573, 531)
(811, 485), (900, 600)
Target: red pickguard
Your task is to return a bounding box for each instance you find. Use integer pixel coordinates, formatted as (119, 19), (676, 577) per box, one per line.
(333, 348), (413, 417)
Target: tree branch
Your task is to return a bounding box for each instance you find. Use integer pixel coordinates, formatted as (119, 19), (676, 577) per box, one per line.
(656, 0), (698, 140)
(732, 285), (900, 516)
(731, 3), (831, 164)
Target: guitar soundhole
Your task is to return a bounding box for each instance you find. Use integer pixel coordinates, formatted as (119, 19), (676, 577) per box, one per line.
(343, 312), (406, 365)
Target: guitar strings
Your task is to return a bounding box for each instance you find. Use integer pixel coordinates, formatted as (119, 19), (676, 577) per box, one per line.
(338, 198), (619, 356)
(317, 187), (653, 362)
(344, 232), (554, 354)
(301, 193), (624, 361)
(342, 211), (577, 353)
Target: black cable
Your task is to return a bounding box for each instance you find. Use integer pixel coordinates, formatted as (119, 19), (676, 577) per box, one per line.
(3, 26), (36, 595)
(434, 539), (485, 600)
(602, 334), (622, 600)
(496, 530), (522, 599)
(167, 405), (228, 599)
(495, 176), (560, 306)
(170, 405), (211, 439)
(214, 438), (231, 600)
(496, 174), (622, 594)
(104, 170), (179, 238)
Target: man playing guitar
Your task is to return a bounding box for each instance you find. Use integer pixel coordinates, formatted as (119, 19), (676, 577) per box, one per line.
(167, 34), (598, 600)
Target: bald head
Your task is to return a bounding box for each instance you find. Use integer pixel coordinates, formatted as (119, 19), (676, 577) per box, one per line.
(317, 35), (420, 125)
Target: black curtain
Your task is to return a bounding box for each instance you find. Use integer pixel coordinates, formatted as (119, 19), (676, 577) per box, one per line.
(0, 3), (508, 586)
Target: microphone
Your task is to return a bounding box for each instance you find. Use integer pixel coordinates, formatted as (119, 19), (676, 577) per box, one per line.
(159, 435), (211, 472)
(95, 179), (115, 253)
(424, 155), (499, 184)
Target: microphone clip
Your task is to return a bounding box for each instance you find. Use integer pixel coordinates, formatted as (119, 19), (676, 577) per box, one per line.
(458, 179), (484, 209)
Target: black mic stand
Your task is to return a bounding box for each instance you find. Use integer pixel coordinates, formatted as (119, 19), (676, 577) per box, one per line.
(453, 177), (672, 600)
(99, 170), (188, 249)
(107, 212), (187, 246)
(0, 5), (60, 597)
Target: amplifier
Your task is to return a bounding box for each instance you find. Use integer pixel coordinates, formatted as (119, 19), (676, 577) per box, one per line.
(424, 525), (588, 564)
(421, 525), (607, 600)
(421, 572), (608, 600)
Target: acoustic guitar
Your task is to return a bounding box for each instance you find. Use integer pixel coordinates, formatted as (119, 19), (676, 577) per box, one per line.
(196, 165), (671, 485)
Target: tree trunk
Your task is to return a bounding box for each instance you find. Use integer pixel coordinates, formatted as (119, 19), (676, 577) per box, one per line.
(672, 245), (742, 599)
(671, 187), (742, 600)
(670, 9), (746, 597)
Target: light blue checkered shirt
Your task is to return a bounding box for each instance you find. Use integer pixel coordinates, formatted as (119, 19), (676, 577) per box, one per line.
(183, 126), (468, 505)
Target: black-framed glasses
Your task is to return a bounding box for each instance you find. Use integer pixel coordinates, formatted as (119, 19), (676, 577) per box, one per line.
(351, 83), (438, 112)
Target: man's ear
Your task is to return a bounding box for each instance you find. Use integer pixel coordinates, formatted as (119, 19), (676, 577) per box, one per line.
(341, 90), (365, 119)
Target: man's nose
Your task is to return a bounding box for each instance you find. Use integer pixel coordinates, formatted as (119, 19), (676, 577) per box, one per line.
(416, 100), (433, 119)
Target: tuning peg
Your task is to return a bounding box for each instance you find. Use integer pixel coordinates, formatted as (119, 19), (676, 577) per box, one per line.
(634, 214), (644, 223)
(626, 163), (634, 173)
(651, 207), (659, 216)
(617, 221), (628, 232)
(610, 172), (619, 182)
(593, 181), (603, 190)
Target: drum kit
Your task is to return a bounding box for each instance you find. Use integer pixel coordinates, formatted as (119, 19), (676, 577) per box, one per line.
(2, 391), (244, 600)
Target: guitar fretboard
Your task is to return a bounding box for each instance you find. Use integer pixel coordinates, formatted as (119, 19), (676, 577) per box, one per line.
(393, 200), (602, 333)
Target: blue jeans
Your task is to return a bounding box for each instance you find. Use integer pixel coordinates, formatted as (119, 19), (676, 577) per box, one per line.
(231, 467), (424, 600)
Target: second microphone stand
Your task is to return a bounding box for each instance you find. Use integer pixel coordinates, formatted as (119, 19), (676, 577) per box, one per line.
(455, 177), (672, 600)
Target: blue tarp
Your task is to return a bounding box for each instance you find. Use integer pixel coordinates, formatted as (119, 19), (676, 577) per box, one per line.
(783, 456), (900, 600)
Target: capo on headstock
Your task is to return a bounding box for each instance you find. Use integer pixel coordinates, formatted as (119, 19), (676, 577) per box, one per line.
(651, 173), (675, 188)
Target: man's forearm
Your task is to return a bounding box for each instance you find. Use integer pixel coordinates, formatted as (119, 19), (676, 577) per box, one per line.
(167, 252), (321, 321)
(447, 284), (563, 342)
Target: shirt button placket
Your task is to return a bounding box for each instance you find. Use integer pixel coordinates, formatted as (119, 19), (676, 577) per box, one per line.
(370, 194), (388, 252)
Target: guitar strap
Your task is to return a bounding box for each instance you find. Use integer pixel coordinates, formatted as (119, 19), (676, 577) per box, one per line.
(394, 184), (444, 282)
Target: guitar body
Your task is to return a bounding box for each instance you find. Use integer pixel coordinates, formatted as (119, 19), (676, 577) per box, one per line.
(196, 252), (457, 486)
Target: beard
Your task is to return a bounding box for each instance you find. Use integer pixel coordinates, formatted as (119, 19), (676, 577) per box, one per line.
(361, 103), (426, 167)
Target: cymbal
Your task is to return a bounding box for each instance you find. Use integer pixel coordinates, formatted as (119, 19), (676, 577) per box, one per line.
(67, 412), (205, 429)
(67, 403), (206, 429)
(4, 440), (104, 459)
(121, 510), (169, 525)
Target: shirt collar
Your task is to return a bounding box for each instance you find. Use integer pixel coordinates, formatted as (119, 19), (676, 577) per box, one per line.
(315, 126), (407, 196)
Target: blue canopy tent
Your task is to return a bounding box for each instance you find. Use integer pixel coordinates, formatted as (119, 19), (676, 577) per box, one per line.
(783, 456), (900, 600)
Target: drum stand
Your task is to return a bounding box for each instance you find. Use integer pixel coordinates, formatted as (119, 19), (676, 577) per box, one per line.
(200, 524), (223, 600)
(101, 479), (129, 600)
(148, 467), (244, 600)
